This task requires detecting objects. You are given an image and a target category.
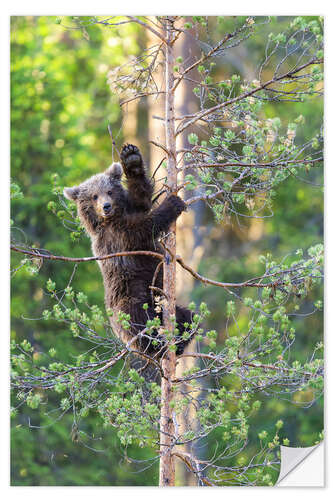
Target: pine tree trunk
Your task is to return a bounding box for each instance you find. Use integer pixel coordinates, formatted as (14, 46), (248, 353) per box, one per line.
(159, 17), (177, 487)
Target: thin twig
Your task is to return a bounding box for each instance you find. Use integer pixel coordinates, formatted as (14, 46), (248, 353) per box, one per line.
(126, 16), (167, 43)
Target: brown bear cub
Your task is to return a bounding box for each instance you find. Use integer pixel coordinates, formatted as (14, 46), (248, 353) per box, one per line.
(64, 144), (193, 360)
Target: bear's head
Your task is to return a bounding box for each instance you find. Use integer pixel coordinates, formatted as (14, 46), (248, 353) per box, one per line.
(63, 162), (126, 222)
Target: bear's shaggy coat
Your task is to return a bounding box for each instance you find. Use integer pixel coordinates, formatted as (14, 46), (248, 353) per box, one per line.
(64, 144), (193, 359)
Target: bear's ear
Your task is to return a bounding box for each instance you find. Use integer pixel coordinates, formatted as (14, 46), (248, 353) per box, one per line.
(105, 162), (123, 180)
(63, 186), (80, 201)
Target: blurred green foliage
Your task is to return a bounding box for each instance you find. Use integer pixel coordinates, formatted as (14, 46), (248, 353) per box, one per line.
(11, 16), (323, 486)
(11, 15), (158, 486)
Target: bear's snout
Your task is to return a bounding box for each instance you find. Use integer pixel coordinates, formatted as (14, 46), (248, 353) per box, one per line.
(103, 202), (112, 214)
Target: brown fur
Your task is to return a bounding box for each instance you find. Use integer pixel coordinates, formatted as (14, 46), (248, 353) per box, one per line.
(64, 144), (193, 359)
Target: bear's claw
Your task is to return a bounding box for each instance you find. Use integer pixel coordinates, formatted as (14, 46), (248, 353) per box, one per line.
(121, 143), (140, 157)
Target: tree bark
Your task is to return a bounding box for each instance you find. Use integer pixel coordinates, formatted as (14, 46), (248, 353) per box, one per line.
(159, 17), (177, 487)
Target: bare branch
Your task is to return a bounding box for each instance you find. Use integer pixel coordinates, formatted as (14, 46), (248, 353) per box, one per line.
(120, 91), (166, 107)
(11, 245), (164, 263)
(176, 58), (323, 136)
(173, 451), (213, 486)
(126, 16), (167, 44)
(172, 32), (234, 93)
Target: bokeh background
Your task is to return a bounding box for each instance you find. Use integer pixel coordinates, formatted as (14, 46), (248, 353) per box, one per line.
(10, 16), (323, 486)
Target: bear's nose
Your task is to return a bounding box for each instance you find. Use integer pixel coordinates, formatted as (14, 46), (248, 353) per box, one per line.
(103, 202), (111, 211)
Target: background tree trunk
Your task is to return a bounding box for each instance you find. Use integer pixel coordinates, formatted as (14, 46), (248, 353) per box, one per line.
(122, 100), (139, 146)
(147, 29), (165, 187)
(173, 26), (203, 486)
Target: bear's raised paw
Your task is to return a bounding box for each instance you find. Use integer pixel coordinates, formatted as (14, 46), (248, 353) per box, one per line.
(120, 144), (144, 176)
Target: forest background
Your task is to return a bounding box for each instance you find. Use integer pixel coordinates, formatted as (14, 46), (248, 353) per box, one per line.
(9, 15), (323, 486)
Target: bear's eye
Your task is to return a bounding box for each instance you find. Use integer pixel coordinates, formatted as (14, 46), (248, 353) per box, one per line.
(107, 190), (112, 196)
(93, 194), (98, 200)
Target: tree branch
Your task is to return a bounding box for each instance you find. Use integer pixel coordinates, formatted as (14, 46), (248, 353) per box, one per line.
(120, 91), (166, 107)
(178, 352), (315, 377)
(175, 254), (281, 289)
(10, 245), (164, 263)
(172, 32), (233, 93)
(176, 58), (323, 136)
(126, 16), (167, 43)
(182, 158), (323, 171)
(172, 451), (213, 486)
(12, 244), (314, 292)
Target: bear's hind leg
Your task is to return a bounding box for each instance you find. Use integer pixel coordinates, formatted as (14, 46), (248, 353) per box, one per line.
(175, 305), (194, 355)
(126, 301), (165, 358)
(117, 301), (194, 358)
